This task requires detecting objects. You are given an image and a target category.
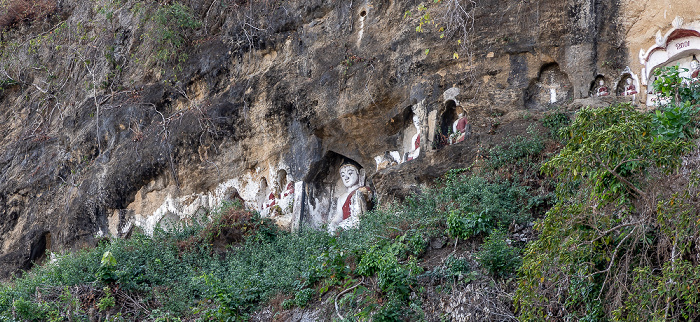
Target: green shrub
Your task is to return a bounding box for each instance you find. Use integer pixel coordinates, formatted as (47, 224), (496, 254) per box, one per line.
(95, 251), (117, 284)
(652, 103), (698, 140)
(446, 210), (490, 240)
(477, 230), (521, 278)
(440, 174), (529, 231)
(293, 288), (315, 308)
(11, 298), (46, 321)
(652, 65), (700, 106)
(372, 298), (408, 322)
(97, 287), (116, 312)
(356, 239), (423, 301)
(542, 103), (692, 202)
(444, 255), (471, 276)
(488, 126), (545, 170)
(422, 254), (475, 286)
(152, 3), (201, 69)
(541, 110), (570, 140)
(517, 96), (699, 319)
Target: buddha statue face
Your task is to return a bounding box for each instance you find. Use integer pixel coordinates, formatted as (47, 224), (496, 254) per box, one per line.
(412, 114), (421, 130)
(599, 79), (605, 86)
(456, 107), (465, 118)
(626, 78), (632, 85)
(340, 164), (360, 189)
(691, 59), (699, 71)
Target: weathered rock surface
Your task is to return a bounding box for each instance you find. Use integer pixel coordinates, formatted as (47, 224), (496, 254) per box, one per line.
(0, 0), (697, 278)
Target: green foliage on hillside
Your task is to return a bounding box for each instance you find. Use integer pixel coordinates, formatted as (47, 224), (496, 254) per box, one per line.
(0, 159), (541, 321)
(7, 64), (700, 321)
(516, 66), (700, 321)
(151, 3), (201, 70)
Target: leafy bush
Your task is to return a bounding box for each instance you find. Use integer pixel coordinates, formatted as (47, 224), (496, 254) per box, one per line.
(373, 298), (410, 322)
(517, 95), (699, 319)
(476, 230), (521, 278)
(488, 126), (545, 170)
(541, 110), (570, 140)
(652, 103), (699, 140)
(440, 173), (529, 232)
(543, 103), (692, 202)
(422, 254), (475, 285)
(95, 251), (117, 284)
(446, 210), (490, 240)
(97, 287), (116, 312)
(152, 3), (201, 68)
(650, 66), (700, 140)
(652, 65), (700, 106)
(356, 242), (423, 300)
(444, 255), (471, 276)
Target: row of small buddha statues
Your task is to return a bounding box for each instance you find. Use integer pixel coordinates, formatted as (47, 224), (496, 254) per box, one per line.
(594, 78), (638, 97)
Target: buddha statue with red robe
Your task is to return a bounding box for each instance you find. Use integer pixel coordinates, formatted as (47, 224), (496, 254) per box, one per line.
(328, 162), (372, 233)
(596, 79), (610, 97)
(624, 78), (637, 96)
(406, 114), (421, 161)
(449, 108), (469, 144)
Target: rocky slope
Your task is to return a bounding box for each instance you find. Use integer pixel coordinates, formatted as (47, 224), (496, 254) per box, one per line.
(0, 0), (696, 279)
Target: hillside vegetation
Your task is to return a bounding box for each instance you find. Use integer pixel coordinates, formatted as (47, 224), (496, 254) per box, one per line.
(1, 0), (700, 320)
(2, 66), (699, 321)
(0, 142), (546, 320)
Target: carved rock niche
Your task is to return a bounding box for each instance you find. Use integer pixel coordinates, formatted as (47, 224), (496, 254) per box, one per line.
(616, 72), (639, 98)
(589, 75), (611, 98)
(525, 63), (573, 109)
(374, 106), (418, 171)
(402, 110), (422, 162)
(441, 100), (458, 144)
(302, 152), (372, 231)
(255, 177), (270, 211)
(254, 169), (299, 228)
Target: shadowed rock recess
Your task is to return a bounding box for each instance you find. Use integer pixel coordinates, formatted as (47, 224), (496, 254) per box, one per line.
(0, 0), (639, 278)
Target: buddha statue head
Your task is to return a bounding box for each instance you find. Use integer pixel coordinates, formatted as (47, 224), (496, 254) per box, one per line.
(412, 113), (421, 131)
(456, 106), (465, 118)
(339, 161), (364, 190)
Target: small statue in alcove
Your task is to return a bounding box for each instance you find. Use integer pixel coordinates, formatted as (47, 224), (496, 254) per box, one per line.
(595, 79), (610, 97)
(405, 114), (421, 161)
(449, 107), (470, 144)
(691, 55), (700, 79)
(623, 78), (638, 96)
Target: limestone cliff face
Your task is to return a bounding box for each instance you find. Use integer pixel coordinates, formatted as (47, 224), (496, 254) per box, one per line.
(0, 0), (682, 278)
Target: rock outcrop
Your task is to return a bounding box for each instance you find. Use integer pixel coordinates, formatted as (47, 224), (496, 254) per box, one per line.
(1, 0), (699, 278)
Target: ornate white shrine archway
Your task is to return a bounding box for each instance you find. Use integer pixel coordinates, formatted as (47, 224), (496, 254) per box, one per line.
(639, 17), (700, 105)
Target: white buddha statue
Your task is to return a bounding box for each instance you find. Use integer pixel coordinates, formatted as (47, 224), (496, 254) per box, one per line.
(405, 114), (421, 161)
(596, 79), (610, 97)
(691, 56), (700, 79)
(624, 78), (637, 96)
(328, 162), (372, 233)
(449, 107), (469, 144)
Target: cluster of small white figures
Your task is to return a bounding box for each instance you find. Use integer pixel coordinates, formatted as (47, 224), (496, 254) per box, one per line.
(374, 89), (471, 172)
